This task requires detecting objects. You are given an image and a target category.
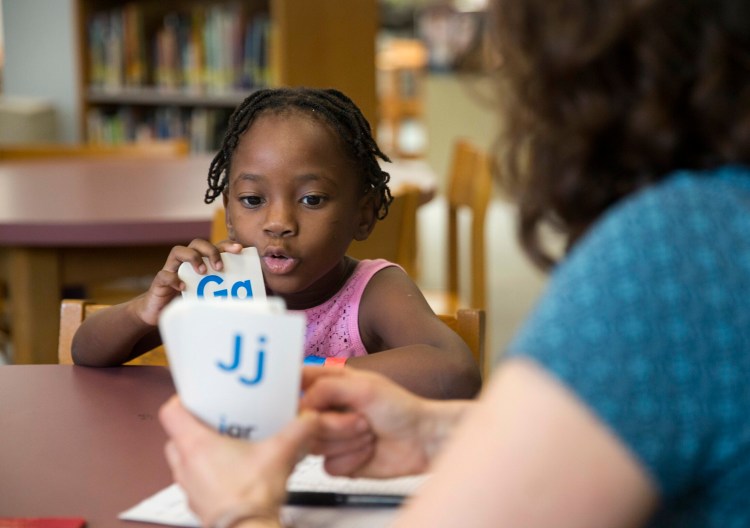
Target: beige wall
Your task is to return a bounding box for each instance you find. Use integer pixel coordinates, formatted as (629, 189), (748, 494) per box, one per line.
(424, 73), (499, 190)
(418, 72), (548, 357)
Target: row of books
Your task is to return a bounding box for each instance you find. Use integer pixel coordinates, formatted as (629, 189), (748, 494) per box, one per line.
(87, 3), (271, 92)
(86, 107), (232, 153)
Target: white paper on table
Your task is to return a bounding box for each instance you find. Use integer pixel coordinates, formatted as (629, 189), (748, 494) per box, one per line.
(286, 455), (428, 495)
(118, 483), (199, 527)
(119, 456), (428, 527)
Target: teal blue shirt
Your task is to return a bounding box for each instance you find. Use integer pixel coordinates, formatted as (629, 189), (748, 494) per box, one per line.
(509, 166), (750, 526)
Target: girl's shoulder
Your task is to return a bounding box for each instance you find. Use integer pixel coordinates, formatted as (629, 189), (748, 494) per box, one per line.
(346, 258), (406, 290)
(354, 258), (403, 275)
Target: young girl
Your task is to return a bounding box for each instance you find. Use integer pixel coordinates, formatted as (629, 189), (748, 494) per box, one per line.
(72, 87), (481, 399)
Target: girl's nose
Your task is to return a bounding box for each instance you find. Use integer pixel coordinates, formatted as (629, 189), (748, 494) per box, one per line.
(263, 203), (297, 238)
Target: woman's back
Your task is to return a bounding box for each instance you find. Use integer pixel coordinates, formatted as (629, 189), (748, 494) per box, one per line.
(509, 166), (750, 525)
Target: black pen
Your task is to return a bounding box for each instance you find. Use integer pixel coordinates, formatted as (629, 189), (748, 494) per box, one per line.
(286, 491), (405, 507)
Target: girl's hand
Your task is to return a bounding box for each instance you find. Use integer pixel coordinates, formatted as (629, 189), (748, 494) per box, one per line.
(159, 396), (318, 528)
(135, 239), (243, 326)
(300, 367), (465, 479)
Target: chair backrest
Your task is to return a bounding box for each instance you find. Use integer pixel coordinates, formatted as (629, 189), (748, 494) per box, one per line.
(211, 207), (229, 244)
(59, 301), (487, 376)
(211, 187), (423, 278)
(0, 138), (189, 161)
(445, 139), (493, 310)
(438, 308), (487, 379)
(347, 185), (421, 277)
(58, 299), (167, 365)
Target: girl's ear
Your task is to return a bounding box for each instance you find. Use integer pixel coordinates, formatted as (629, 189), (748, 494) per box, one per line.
(353, 192), (378, 241)
(222, 193), (236, 241)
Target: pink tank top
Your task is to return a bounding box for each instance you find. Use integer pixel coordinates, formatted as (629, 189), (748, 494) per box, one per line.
(297, 259), (398, 359)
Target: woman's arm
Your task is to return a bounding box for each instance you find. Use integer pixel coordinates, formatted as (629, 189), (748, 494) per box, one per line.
(392, 358), (658, 528)
(156, 359), (656, 527)
(157, 367), (469, 527)
(301, 366), (471, 478)
(349, 267), (482, 399)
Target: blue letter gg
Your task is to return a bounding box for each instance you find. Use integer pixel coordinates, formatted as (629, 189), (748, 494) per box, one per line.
(197, 275), (254, 299)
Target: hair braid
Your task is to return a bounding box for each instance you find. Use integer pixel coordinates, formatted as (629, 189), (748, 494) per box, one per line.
(205, 87), (393, 220)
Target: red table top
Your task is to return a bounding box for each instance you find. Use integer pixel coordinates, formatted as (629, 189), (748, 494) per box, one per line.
(0, 156), (216, 246)
(0, 365), (176, 526)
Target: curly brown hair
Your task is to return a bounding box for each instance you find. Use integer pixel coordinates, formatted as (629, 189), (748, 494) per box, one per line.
(490, 0), (750, 269)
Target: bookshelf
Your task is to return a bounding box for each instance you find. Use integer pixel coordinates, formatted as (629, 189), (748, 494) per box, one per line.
(76, 0), (377, 152)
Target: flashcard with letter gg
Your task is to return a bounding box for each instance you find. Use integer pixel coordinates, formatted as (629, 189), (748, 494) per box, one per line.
(178, 246), (266, 301)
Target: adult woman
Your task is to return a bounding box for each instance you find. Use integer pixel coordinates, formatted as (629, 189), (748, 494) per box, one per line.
(160, 0), (750, 526)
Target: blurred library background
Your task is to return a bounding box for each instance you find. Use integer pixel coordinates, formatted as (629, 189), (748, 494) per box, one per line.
(0, 0), (547, 365)
(0, 0), (502, 177)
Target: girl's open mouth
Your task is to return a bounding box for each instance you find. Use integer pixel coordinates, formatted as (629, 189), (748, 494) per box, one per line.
(262, 254), (298, 275)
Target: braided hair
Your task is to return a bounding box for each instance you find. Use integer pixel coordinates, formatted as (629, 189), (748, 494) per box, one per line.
(205, 87), (393, 219)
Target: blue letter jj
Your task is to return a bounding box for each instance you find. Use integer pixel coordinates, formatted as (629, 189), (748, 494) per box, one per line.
(216, 334), (266, 386)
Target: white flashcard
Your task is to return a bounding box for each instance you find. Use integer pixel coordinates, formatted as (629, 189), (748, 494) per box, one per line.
(178, 246), (266, 302)
(159, 298), (305, 441)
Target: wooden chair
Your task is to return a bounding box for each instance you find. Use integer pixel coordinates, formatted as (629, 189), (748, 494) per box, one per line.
(0, 138), (189, 161)
(211, 207), (229, 244)
(424, 139), (493, 313)
(210, 187), (423, 278)
(347, 185), (421, 278)
(58, 299), (167, 365)
(58, 299), (486, 377)
(438, 308), (487, 379)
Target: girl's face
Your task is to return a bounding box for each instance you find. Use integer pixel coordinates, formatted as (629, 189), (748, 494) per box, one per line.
(223, 112), (375, 309)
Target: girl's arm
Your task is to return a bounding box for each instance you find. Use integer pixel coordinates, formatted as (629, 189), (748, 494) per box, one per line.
(71, 295), (164, 367)
(72, 239), (243, 367)
(349, 267), (482, 399)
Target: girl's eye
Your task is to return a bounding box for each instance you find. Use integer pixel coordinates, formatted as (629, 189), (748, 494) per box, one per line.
(240, 195), (264, 208)
(301, 195), (325, 207)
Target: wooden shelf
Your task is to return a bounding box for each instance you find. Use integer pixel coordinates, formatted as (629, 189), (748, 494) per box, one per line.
(76, 0), (377, 150)
(86, 87), (254, 108)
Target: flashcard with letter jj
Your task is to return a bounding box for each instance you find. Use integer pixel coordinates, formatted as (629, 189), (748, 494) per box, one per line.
(178, 246), (266, 301)
(159, 298), (305, 441)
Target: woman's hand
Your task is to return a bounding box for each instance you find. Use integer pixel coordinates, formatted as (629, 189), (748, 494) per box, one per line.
(135, 239), (243, 326)
(159, 396), (317, 528)
(300, 367), (471, 479)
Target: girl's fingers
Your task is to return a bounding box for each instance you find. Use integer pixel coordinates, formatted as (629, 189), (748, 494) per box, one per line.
(165, 247), (207, 275)
(216, 241), (243, 254)
(185, 239), (225, 272)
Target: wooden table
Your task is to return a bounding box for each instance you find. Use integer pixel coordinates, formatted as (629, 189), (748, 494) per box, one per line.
(0, 155), (435, 365)
(0, 365), (401, 527)
(0, 365), (175, 525)
(0, 155), (217, 365)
